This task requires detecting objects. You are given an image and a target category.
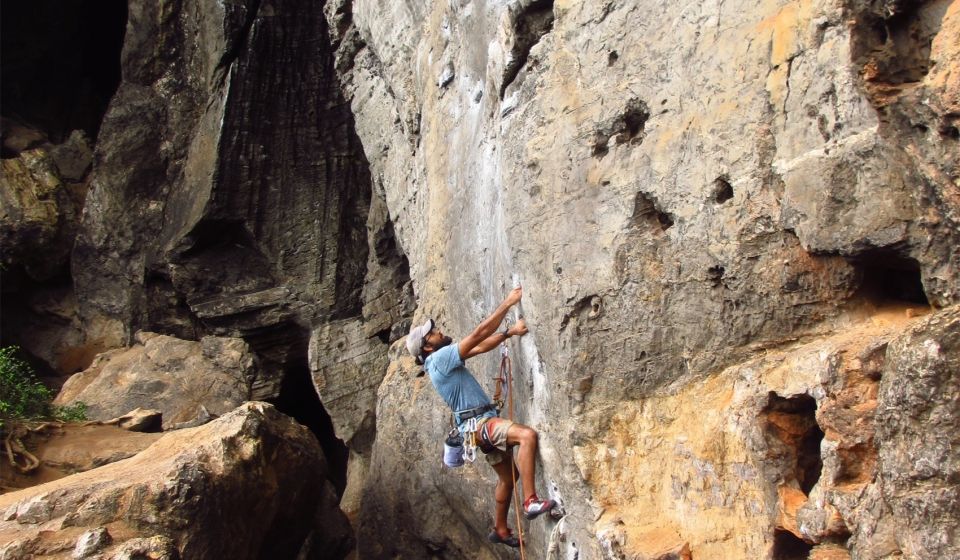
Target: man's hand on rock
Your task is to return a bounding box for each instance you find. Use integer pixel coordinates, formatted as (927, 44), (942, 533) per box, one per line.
(509, 318), (528, 337)
(505, 286), (523, 306)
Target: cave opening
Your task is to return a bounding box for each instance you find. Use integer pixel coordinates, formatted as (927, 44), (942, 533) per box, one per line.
(763, 392), (825, 495)
(772, 529), (813, 560)
(270, 364), (349, 497)
(1, 0), (127, 149)
(849, 251), (928, 306)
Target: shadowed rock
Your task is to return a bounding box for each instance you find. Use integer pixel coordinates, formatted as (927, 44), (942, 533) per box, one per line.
(0, 402), (354, 559)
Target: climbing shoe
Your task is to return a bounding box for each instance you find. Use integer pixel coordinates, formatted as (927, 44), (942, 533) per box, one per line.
(523, 496), (556, 520)
(488, 529), (521, 548)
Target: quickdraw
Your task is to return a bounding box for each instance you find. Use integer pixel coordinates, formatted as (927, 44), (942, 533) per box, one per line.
(462, 417), (479, 463)
(491, 343), (510, 412)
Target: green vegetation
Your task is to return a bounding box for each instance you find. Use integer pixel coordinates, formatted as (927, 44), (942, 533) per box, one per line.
(0, 345), (87, 432)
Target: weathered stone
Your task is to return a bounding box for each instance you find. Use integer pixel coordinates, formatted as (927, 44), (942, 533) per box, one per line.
(861, 306), (960, 559)
(325, 0), (959, 557)
(73, 526), (112, 559)
(108, 536), (177, 560)
(309, 319), (388, 451)
(54, 333), (258, 430)
(0, 130), (92, 374)
(0, 147), (78, 281)
(72, 0), (374, 358)
(0, 402), (353, 559)
(104, 408), (163, 433)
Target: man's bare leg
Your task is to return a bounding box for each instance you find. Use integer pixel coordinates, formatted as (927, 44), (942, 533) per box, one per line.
(506, 423), (539, 500)
(490, 453), (518, 538)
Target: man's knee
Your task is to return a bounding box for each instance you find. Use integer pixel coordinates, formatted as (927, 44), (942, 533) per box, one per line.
(517, 424), (538, 446)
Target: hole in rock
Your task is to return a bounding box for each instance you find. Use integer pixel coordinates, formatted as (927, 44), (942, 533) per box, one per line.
(270, 364), (349, 497)
(608, 50), (619, 65)
(763, 392), (824, 495)
(499, 0), (554, 98)
(1, 0), (127, 146)
(773, 529), (813, 560)
(707, 265), (725, 288)
(629, 192), (674, 232)
(942, 125), (959, 140)
(713, 176), (734, 203)
(592, 99), (649, 158)
(834, 441), (877, 486)
(849, 1), (945, 107)
(848, 251), (928, 306)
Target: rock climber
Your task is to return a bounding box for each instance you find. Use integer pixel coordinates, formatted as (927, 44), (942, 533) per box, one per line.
(406, 286), (556, 548)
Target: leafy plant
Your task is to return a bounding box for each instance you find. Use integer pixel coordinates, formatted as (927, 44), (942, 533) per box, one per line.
(0, 346), (86, 430)
(53, 401), (88, 422)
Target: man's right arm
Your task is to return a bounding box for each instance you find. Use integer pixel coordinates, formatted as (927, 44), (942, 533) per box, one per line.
(463, 319), (528, 359)
(457, 287), (522, 360)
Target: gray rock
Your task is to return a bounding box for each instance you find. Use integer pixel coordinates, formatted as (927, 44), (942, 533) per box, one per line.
(0, 147), (79, 280)
(12, 0), (952, 558)
(55, 333), (258, 430)
(862, 307), (960, 559)
(73, 526), (112, 559)
(108, 536), (177, 560)
(326, 0), (959, 557)
(72, 0), (374, 360)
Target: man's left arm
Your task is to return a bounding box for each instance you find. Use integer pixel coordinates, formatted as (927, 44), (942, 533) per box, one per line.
(463, 319), (528, 359)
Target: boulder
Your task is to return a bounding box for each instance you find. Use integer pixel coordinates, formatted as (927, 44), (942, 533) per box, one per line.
(55, 333), (259, 430)
(0, 402), (354, 559)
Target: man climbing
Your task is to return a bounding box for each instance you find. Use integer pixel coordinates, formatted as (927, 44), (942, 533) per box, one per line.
(407, 286), (556, 548)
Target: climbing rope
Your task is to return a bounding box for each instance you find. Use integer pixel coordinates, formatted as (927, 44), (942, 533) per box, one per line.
(500, 338), (528, 560)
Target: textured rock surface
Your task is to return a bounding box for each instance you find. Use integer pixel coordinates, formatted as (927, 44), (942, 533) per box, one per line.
(3, 0), (956, 558)
(0, 144), (84, 281)
(0, 424), (162, 492)
(325, 0), (959, 558)
(0, 402), (353, 560)
(0, 131), (92, 374)
(70, 0), (383, 381)
(54, 332), (259, 429)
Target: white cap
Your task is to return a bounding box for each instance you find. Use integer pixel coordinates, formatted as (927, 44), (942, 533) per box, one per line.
(406, 318), (434, 360)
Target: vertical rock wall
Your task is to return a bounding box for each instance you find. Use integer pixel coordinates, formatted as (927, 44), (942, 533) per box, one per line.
(326, 0), (959, 558)
(16, 0), (956, 558)
(71, 0), (396, 391)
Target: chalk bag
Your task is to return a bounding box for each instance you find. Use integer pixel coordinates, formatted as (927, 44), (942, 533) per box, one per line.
(443, 428), (465, 468)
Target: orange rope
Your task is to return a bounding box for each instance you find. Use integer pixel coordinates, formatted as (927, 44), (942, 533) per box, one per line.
(504, 348), (527, 560)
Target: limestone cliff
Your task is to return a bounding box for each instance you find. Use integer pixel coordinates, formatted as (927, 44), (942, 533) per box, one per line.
(328, 0), (959, 558)
(1, 0), (958, 559)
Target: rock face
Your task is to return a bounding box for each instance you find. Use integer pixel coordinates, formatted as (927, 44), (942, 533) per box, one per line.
(0, 402), (353, 560)
(323, 0), (959, 558)
(55, 332), (259, 430)
(3, 0), (958, 559)
(70, 0), (394, 382)
(0, 128), (94, 374)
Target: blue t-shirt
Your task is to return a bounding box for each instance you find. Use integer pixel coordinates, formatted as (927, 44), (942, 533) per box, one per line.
(425, 343), (496, 427)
